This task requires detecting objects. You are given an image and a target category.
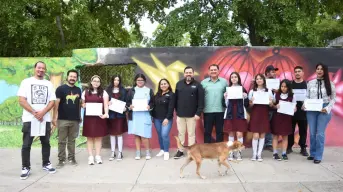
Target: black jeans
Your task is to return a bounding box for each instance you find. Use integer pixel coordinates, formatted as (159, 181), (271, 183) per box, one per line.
(22, 122), (51, 168)
(288, 119), (308, 149)
(203, 112), (224, 143)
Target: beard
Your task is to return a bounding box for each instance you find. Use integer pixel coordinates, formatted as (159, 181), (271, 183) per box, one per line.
(68, 80), (76, 85)
(186, 76), (193, 82)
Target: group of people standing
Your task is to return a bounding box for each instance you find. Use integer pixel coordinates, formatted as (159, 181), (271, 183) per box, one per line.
(17, 61), (336, 180)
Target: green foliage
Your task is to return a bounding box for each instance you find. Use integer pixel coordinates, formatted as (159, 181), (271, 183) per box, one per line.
(0, 97), (22, 123)
(0, 57), (77, 85)
(151, 1), (245, 47)
(0, 0), (178, 57)
(149, 0), (343, 47)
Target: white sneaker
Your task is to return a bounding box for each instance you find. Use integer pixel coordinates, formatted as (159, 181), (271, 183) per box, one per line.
(109, 151), (115, 161)
(228, 152), (234, 161)
(95, 155), (103, 164)
(88, 156), (95, 165)
(135, 151), (141, 160)
(156, 150), (164, 157)
(164, 152), (170, 160)
(257, 155), (263, 162)
(146, 150), (151, 160)
(251, 154), (257, 161)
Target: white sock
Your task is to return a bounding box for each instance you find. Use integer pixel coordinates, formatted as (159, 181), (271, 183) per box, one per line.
(229, 136), (235, 142)
(117, 135), (123, 152)
(110, 136), (116, 152)
(258, 138), (265, 156)
(252, 139), (258, 156)
(238, 137), (243, 144)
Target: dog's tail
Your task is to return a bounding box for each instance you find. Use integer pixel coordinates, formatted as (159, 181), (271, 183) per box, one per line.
(173, 135), (189, 149)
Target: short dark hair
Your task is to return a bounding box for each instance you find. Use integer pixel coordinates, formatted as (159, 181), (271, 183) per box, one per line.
(67, 69), (79, 78)
(208, 64), (219, 70)
(294, 66), (303, 71)
(184, 66), (194, 73)
(34, 61), (46, 68)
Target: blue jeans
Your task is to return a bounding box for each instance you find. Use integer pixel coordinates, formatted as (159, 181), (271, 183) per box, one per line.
(154, 118), (173, 152)
(306, 103), (332, 160)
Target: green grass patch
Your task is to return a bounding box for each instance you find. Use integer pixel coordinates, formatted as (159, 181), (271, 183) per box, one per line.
(0, 125), (86, 148)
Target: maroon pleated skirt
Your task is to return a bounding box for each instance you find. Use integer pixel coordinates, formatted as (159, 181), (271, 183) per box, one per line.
(271, 113), (292, 136)
(248, 104), (270, 133)
(224, 103), (248, 133)
(108, 118), (128, 135)
(82, 116), (108, 137)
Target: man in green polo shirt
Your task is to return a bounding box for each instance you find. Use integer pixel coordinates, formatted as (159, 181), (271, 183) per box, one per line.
(201, 64), (228, 143)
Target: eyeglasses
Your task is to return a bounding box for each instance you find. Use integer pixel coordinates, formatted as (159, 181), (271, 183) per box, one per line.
(136, 80), (145, 82)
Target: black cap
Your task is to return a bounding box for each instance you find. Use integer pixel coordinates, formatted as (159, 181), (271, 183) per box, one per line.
(265, 65), (279, 73)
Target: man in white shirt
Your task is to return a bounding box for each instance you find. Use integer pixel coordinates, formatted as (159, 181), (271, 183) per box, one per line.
(17, 61), (57, 180)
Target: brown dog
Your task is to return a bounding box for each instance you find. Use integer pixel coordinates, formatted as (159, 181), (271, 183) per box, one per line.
(174, 136), (245, 179)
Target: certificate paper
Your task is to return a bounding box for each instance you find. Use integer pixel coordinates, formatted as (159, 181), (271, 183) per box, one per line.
(304, 99), (323, 111)
(85, 103), (103, 116)
(277, 101), (296, 116)
(226, 86), (243, 99)
(253, 91), (270, 105)
(132, 99), (148, 111)
(293, 89), (307, 101)
(31, 119), (46, 136)
(266, 79), (280, 90)
(109, 99), (126, 114)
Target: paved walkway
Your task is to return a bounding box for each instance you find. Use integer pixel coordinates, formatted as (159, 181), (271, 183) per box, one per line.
(1, 147), (343, 192)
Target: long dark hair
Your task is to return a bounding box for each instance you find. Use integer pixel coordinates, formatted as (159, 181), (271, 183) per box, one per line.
(253, 74), (267, 91)
(88, 75), (104, 97)
(156, 78), (173, 96)
(229, 72), (242, 87)
(106, 75), (123, 95)
(278, 79), (293, 96)
(316, 63), (332, 96)
(133, 73), (146, 87)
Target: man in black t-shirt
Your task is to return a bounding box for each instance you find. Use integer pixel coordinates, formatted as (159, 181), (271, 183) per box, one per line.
(52, 69), (82, 167)
(288, 66), (309, 156)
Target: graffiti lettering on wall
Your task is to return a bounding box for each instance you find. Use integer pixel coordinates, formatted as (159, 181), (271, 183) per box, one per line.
(0, 47), (342, 148)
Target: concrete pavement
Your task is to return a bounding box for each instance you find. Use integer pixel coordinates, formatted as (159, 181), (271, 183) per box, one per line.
(1, 147), (343, 192)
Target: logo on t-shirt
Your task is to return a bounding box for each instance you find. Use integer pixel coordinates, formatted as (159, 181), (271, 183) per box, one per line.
(66, 91), (80, 104)
(31, 84), (48, 104)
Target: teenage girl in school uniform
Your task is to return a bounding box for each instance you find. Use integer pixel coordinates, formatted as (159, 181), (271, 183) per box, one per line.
(271, 79), (297, 161)
(224, 72), (249, 161)
(248, 74), (273, 162)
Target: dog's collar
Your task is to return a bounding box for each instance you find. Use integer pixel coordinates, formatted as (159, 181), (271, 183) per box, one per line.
(226, 141), (233, 147)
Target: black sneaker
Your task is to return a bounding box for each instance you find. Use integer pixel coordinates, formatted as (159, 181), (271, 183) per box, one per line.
(173, 150), (184, 159)
(282, 154), (288, 161)
(307, 156), (314, 160)
(286, 148), (293, 154)
(43, 163), (56, 174)
(20, 167), (30, 180)
(273, 153), (281, 161)
(56, 160), (65, 168)
(69, 159), (78, 166)
(300, 148), (309, 156)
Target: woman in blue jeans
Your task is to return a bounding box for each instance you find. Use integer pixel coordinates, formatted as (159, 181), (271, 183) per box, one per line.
(152, 78), (175, 160)
(304, 63), (336, 164)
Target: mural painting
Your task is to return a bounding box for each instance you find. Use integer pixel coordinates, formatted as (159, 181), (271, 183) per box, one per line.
(0, 47), (342, 148)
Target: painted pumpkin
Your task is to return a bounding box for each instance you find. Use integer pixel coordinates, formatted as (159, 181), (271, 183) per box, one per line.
(256, 47), (307, 80)
(202, 47), (257, 91)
